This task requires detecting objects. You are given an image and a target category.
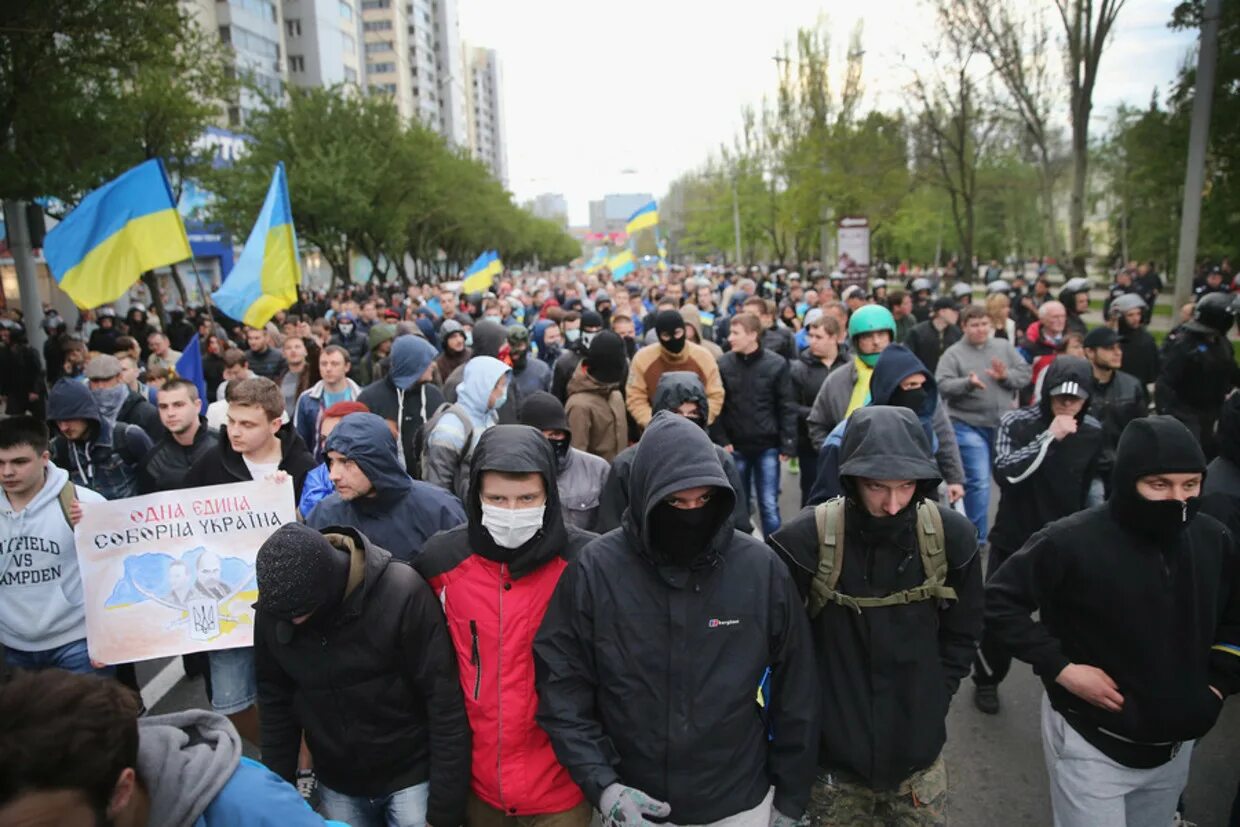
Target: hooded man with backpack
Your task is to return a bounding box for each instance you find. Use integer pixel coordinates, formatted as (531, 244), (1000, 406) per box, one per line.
(424, 356), (512, 502)
(358, 335), (445, 473)
(47, 378), (153, 502)
(770, 405), (983, 826)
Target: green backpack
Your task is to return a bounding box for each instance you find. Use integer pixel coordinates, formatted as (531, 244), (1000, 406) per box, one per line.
(808, 497), (958, 617)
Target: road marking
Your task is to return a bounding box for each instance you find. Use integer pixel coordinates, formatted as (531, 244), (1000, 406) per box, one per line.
(140, 658), (185, 711)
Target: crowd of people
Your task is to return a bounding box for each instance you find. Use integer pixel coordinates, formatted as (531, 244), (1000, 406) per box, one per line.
(0, 257), (1238, 827)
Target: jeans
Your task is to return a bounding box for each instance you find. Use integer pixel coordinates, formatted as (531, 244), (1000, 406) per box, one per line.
(734, 448), (781, 538)
(4, 638), (114, 676)
(319, 781), (429, 827)
(207, 647), (256, 715)
(952, 422), (994, 542)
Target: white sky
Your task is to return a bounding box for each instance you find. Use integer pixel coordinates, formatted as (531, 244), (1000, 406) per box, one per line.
(457, 0), (1197, 225)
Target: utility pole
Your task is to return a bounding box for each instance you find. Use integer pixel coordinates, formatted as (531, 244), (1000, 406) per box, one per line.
(3, 199), (47, 359)
(1172, 0), (1221, 312)
(731, 176), (743, 266)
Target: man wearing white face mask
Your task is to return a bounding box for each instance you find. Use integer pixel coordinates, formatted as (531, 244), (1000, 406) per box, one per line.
(416, 425), (596, 827)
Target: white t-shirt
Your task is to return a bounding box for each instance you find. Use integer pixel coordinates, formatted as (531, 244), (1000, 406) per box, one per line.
(243, 458), (280, 482)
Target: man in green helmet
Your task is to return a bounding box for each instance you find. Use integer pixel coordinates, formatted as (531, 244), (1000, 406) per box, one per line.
(807, 305), (966, 504)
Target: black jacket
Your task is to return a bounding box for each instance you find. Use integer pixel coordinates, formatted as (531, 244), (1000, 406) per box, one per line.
(986, 416), (1240, 767)
(770, 406), (982, 789)
(139, 420), (218, 494)
(119, 389), (164, 441)
(789, 349), (844, 454)
(904, 320), (962, 375)
(1156, 326), (1240, 417)
(184, 422), (316, 502)
(1119, 324), (1160, 387)
(255, 527), (471, 822)
(357, 377), (445, 473)
(716, 346), (797, 455)
(551, 347), (586, 402)
(535, 413), (819, 822)
(991, 357), (1103, 553)
(1202, 395), (1240, 536)
(761, 324), (797, 361)
(1087, 368), (1146, 489)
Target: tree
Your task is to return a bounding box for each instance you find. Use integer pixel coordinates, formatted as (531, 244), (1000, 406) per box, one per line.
(1054, 0), (1129, 274)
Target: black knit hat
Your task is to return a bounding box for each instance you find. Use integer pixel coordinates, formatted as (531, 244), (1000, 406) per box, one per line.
(254, 523), (348, 622)
(580, 310), (604, 330)
(518, 391), (570, 434)
(654, 309), (685, 337)
(584, 330), (627, 384)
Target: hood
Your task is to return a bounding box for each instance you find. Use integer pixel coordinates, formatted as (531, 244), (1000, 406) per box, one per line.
(314, 525), (390, 624)
(1109, 416), (1207, 530)
(1219, 393), (1240, 468)
(652, 371), (708, 423)
(678, 304), (704, 334)
(838, 405), (941, 490)
(137, 710), (241, 827)
(47, 379), (110, 445)
(868, 344), (938, 420)
(466, 424), (568, 577)
(531, 319), (554, 352)
(566, 367), (617, 397)
(367, 322), (398, 351)
(323, 412), (413, 503)
(458, 356), (511, 420)
(1038, 355), (1093, 422)
(471, 319), (508, 357)
(624, 411), (735, 563)
(388, 335), (438, 391)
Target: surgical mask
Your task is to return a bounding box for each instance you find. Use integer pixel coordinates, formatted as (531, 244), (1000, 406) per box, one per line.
(465, 332), (474, 347)
(565, 328), (581, 343)
(485, 315), (502, 324)
(481, 503), (545, 549)
(492, 388), (508, 411)
(91, 384), (129, 424)
(338, 323), (354, 336)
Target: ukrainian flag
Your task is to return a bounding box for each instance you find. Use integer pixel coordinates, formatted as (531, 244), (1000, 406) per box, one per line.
(212, 163), (302, 328)
(607, 249), (635, 281)
(583, 247), (608, 275)
(43, 159), (192, 308)
(625, 201), (658, 236)
(462, 250), (503, 294)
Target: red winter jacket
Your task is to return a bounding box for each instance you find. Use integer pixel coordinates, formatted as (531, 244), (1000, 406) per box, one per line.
(416, 525), (592, 815)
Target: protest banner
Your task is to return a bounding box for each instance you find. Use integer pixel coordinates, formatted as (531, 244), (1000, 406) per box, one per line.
(76, 477), (295, 664)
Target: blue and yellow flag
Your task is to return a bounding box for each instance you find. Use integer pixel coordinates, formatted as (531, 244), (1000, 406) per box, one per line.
(607, 249), (635, 281)
(462, 250), (503, 294)
(625, 201), (658, 236)
(44, 159), (192, 308)
(172, 333), (208, 414)
(583, 247), (608, 275)
(213, 163), (301, 328)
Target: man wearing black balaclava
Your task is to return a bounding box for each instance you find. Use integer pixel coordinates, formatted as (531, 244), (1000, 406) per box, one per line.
(253, 522), (470, 827)
(535, 412), (818, 827)
(625, 309), (725, 430)
(986, 416), (1240, 826)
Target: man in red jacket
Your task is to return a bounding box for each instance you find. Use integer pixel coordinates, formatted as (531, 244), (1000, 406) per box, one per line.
(415, 424), (594, 827)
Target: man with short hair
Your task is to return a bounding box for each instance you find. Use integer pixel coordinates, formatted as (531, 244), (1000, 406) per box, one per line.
(0, 668), (329, 826)
(935, 305), (1032, 542)
(279, 335), (309, 416)
(294, 344), (362, 462)
(888, 290), (915, 342)
(186, 377), (316, 745)
(254, 522), (470, 827)
(0, 417), (107, 674)
(47, 379), (153, 501)
(743, 297), (796, 360)
(85, 353), (163, 439)
(770, 405), (983, 826)
(245, 326), (287, 380)
(1082, 326), (1147, 492)
(986, 416), (1240, 825)
(1025, 300), (1070, 389)
(146, 330), (181, 373)
(139, 378), (218, 494)
(971, 356), (1103, 715)
(416, 425), (596, 827)
(904, 297), (962, 375)
(626, 309), (725, 429)
(719, 312), (797, 538)
(535, 412), (819, 827)
(306, 412), (464, 561)
(790, 315), (845, 506)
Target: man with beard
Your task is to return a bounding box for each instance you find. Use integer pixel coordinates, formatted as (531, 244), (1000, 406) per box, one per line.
(535, 412), (818, 827)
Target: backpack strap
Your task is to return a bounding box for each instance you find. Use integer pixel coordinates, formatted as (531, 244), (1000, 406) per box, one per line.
(58, 480), (76, 528)
(808, 498), (846, 618)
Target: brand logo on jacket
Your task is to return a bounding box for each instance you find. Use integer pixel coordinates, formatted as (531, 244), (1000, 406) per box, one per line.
(707, 618), (740, 628)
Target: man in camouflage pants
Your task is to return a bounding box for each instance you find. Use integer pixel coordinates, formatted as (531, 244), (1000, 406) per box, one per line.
(769, 406), (984, 825)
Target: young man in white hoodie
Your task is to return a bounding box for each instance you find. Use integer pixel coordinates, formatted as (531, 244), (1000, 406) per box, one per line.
(0, 416), (106, 674)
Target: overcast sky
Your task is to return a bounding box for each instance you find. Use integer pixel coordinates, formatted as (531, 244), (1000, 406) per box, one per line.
(457, 0), (1197, 226)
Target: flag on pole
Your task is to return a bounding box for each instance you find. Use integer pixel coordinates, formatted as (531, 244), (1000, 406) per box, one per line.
(583, 247), (608, 274)
(171, 333), (208, 414)
(607, 249), (635, 281)
(43, 159), (192, 308)
(213, 162), (301, 328)
(625, 201), (659, 236)
(462, 250), (503, 293)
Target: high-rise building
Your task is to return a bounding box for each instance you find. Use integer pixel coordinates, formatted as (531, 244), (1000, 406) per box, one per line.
(282, 0), (364, 89)
(359, 0), (413, 113)
(589, 193), (654, 235)
(531, 194), (569, 227)
(195, 0), (289, 126)
(465, 46), (507, 186)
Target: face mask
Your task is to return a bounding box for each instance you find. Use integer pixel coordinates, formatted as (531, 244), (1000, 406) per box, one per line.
(492, 389), (508, 411)
(338, 323), (354, 336)
(622, 336), (637, 358)
(857, 350), (880, 368)
(581, 330), (598, 347)
(91, 384), (129, 423)
(661, 335), (686, 354)
(888, 385), (928, 414)
(481, 503), (545, 549)
(549, 436), (571, 466)
(648, 499), (721, 566)
(565, 328), (581, 343)
(485, 315), (502, 324)
(511, 350), (528, 369)
(465, 332), (473, 347)
(543, 343), (562, 361)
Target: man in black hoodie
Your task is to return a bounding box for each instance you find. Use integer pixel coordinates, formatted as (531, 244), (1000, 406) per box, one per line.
(254, 523), (470, 827)
(987, 416), (1240, 826)
(770, 405), (982, 826)
(535, 412), (818, 827)
(185, 377), (315, 746)
(971, 356), (1103, 714)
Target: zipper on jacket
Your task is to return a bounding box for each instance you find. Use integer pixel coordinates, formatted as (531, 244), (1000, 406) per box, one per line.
(497, 565), (507, 809)
(469, 620), (481, 700)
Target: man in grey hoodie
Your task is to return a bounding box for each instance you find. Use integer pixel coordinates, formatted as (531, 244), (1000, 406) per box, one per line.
(0, 667), (328, 826)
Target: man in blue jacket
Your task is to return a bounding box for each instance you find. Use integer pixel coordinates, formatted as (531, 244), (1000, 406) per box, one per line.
(307, 413), (466, 561)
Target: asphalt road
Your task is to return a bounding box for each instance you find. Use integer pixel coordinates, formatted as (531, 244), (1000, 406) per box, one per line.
(142, 467), (1240, 825)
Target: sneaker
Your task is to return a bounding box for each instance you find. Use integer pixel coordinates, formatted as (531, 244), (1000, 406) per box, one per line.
(788, 457), (799, 475)
(974, 684), (1000, 715)
(296, 769), (320, 808)
(1172, 814), (1197, 827)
